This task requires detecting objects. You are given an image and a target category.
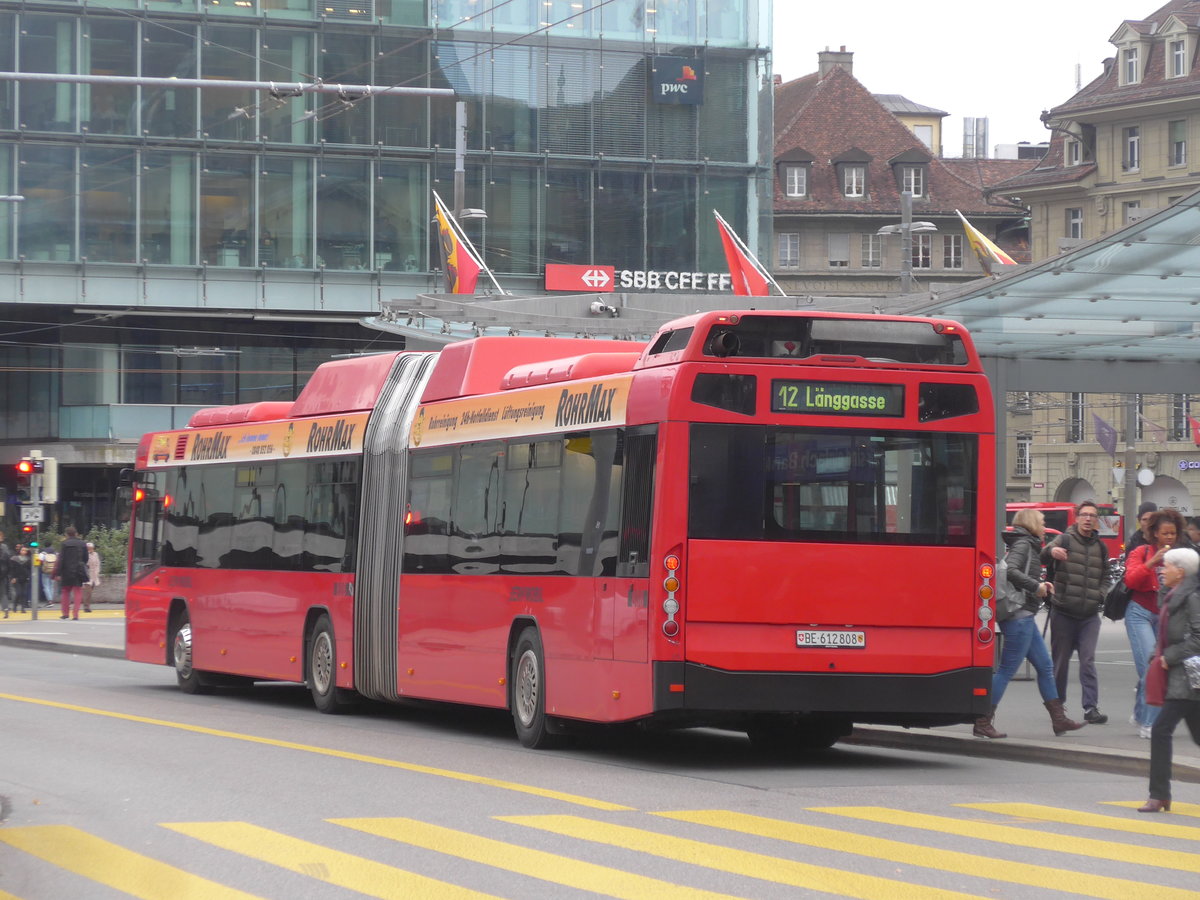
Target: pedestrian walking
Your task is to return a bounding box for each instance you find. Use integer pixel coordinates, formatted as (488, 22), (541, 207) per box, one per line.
(82, 542), (101, 613)
(39, 547), (57, 608)
(0, 531), (12, 618)
(53, 527), (88, 620)
(1139, 547), (1200, 813)
(974, 508), (1084, 739)
(9, 545), (31, 612)
(1042, 499), (1111, 725)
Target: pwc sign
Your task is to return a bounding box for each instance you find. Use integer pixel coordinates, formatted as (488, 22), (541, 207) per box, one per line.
(652, 56), (703, 105)
(545, 263), (615, 293)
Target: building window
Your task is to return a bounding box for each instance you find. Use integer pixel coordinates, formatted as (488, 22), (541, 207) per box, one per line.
(1066, 207), (1083, 239)
(783, 165), (807, 198)
(827, 233), (850, 267)
(777, 232), (800, 268)
(1124, 126), (1140, 171)
(1065, 139), (1082, 166)
(912, 125), (933, 149)
(1170, 39), (1187, 77)
(842, 165), (865, 197)
(1068, 393), (1084, 443)
(1016, 435), (1032, 476)
(1170, 119), (1187, 166)
(911, 233), (932, 269)
(942, 233), (963, 269)
(1123, 200), (1141, 223)
(1123, 46), (1139, 84)
(901, 166), (924, 197)
(860, 233), (882, 267)
(1171, 394), (1192, 441)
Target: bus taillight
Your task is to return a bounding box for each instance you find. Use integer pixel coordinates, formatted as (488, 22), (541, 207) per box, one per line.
(134, 487), (145, 503)
(976, 561), (996, 644)
(662, 552), (681, 638)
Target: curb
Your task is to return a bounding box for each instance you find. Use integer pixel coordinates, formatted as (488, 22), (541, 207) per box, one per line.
(0, 636), (125, 660)
(847, 726), (1200, 784)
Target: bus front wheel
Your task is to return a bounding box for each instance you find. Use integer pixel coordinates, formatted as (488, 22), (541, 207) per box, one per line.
(511, 626), (557, 749)
(307, 615), (350, 714)
(172, 611), (210, 695)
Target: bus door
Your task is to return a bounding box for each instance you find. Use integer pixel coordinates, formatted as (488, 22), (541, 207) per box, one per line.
(609, 430), (656, 662)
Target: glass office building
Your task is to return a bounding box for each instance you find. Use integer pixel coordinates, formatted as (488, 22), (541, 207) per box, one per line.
(0, 0), (773, 528)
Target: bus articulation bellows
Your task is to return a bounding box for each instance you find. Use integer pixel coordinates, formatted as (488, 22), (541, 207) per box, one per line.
(125, 309), (997, 750)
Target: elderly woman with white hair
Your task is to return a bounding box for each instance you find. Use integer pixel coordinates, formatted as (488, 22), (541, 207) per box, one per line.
(1140, 546), (1200, 813)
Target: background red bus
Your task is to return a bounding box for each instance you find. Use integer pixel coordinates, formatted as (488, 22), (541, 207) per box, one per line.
(125, 310), (997, 751)
(1005, 502), (1124, 557)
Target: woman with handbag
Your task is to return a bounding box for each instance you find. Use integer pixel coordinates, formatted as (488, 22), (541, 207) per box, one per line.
(1124, 508), (1187, 738)
(975, 508), (1084, 739)
(1138, 547), (1200, 813)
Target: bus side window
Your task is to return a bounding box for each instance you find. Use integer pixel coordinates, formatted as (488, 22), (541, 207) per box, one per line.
(618, 430), (656, 578)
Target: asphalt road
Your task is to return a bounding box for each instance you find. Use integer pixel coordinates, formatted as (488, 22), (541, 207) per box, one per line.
(2, 646), (1199, 899)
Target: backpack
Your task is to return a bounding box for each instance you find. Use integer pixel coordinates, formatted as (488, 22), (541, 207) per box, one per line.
(994, 549), (1028, 622)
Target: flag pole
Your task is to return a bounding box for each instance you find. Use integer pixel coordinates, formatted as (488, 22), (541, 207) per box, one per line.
(713, 209), (788, 297)
(432, 190), (508, 296)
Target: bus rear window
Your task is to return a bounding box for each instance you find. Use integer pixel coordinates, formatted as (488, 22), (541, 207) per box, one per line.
(689, 423), (977, 546)
(701, 316), (968, 365)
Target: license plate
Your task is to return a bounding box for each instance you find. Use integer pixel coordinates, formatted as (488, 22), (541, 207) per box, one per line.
(796, 629), (866, 649)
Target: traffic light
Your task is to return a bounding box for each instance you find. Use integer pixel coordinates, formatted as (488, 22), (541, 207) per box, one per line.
(15, 457), (40, 503)
(41, 457), (58, 504)
(20, 524), (34, 536)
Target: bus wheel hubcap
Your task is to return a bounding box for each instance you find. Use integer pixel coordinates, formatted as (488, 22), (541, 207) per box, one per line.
(515, 649), (539, 727)
(313, 633), (333, 694)
(173, 624), (193, 678)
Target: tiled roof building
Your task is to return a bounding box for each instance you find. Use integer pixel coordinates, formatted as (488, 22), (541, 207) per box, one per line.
(772, 51), (1033, 296)
(991, 0), (1200, 260)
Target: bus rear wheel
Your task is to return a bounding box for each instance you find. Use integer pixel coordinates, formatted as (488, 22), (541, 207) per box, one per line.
(511, 626), (557, 749)
(172, 611), (211, 695)
(307, 615), (350, 714)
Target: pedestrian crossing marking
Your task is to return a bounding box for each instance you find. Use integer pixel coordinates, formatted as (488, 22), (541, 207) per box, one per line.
(660, 809), (1196, 900)
(0, 889), (26, 900)
(163, 821), (494, 899)
(961, 802), (1200, 840)
(0, 825), (263, 900)
(333, 816), (743, 900)
(814, 806), (1200, 875)
(1102, 801), (1200, 820)
(499, 814), (985, 899)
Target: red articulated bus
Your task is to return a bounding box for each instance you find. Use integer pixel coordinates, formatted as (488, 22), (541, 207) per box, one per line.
(125, 310), (997, 750)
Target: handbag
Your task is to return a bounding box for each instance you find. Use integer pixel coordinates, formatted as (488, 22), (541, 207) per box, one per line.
(1184, 655), (1200, 691)
(1103, 580), (1132, 621)
(1146, 656), (1167, 707)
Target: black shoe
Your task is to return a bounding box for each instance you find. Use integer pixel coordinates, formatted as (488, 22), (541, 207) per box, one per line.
(1084, 707), (1108, 724)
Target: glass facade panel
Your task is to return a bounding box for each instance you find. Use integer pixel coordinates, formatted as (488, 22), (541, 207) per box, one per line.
(240, 347), (296, 402)
(0, 13), (13, 130)
(484, 164), (536, 274)
(262, 156), (313, 268)
(142, 23), (198, 138)
(319, 33), (371, 146)
(19, 15), (76, 132)
(63, 345), (120, 406)
(375, 160), (426, 271)
(596, 53), (646, 157)
(595, 171), (644, 271)
(200, 153), (253, 266)
(376, 0), (425, 26)
(374, 36), (428, 147)
(124, 349), (179, 405)
(544, 167), (590, 265)
(201, 25), (257, 142)
(541, 47), (593, 155)
(488, 46), (539, 153)
(180, 354), (237, 406)
(0, 145), (12, 259)
(83, 18), (136, 136)
(81, 147), (135, 262)
(142, 152), (196, 265)
(647, 173), (695, 271)
(262, 0), (315, 20)
(18, 145), (76, 261)
(0, 345), (56, 440)
(316, 158), (369, 270)
(260, 29), (312, 143)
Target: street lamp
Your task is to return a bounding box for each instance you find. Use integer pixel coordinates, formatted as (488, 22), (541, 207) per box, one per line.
(877, 191), (937, 294)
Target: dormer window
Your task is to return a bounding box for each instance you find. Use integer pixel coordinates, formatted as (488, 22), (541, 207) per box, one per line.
(1123, 46), (1140, 84)
(776, 148), (813, 200)
(832, 148), (872, 199)
(1065, 139), (1082, 166)
(888, 148), (931, 199)
(900, 166), (925, 197)
(1170, 38), (1188, 77)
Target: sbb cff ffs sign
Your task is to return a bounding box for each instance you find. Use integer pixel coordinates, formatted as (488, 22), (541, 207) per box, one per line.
(545, 264), (615, 292)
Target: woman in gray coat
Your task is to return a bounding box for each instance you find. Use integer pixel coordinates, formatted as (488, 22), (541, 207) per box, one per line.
(1140, 547), (1200, 813)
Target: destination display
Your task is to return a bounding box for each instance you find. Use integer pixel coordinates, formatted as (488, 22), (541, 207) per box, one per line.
(771, 380), (904, 417)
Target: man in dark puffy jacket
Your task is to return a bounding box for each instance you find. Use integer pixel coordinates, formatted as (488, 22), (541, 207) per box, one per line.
(1042, 499), (1111, 724)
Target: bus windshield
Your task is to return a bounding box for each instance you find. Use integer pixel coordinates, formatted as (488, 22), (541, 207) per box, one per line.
(689, 424), (977, 546)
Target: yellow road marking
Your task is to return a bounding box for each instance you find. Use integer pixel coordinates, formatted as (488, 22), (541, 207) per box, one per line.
(1103, 800), (1200, 820)
(0, 889), (26, 900)
(663, 809), (1197, 900)
(816, 806), (1200, 875)
(0, 692), (629, 811)
(334, 816), (744, 900)
(961, 802), (1200, 840)
(0, 825), (261, 900)
(165, 822), (492, 899)
(500, 814), (984, 899)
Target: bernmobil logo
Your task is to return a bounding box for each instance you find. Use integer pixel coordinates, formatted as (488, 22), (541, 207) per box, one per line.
(652, 56), (703, 105)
